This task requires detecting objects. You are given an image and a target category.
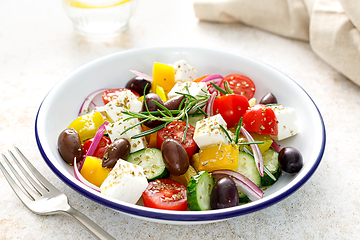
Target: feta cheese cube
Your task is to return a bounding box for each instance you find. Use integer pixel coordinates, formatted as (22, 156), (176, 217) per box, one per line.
(100, 160), (148, 204)
(170, 59), (197, 82)
(270, 105), (299, 141)
(193, 114), (231, 149)
(106, 118), (147, 153)
(129, 137), (147, 153)
(99, 90), (142, 122)
(167, 81), (208, 99)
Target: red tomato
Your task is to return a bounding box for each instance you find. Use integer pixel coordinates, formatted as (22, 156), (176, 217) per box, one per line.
(220, 74), (256, 99)
(157, 121), (197, 158)
(83, 136), (111, 159)
(102, 88), (140, 104)
(142, 179), (187, 211)
(213, 94), (250, 128)
(242, 104), (278, 136)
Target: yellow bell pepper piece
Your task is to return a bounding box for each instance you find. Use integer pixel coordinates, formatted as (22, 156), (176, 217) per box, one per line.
(68, 111), (105, 143)
(190, 153), (200, 172)
(138, 95), (144, 103)
(170, 165), (197, 187)
(151, 62), (175, 96)
(250, 133), (273, 153)
(198, 143), (239, 172)
(80, 156), (111, 187)
(235, 132), (273, 153)
(156, 85), (167, 102)
(147, 132), (158, 148)
(142, 124), (158, 148)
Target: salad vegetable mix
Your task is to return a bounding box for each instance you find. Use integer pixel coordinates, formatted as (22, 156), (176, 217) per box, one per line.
(57, 59), (303, 211)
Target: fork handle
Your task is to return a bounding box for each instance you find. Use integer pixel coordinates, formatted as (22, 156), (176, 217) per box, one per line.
(63, 206), (116, 240)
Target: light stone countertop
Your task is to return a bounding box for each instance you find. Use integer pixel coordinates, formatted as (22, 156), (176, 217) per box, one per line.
(1, 0), (359, 239)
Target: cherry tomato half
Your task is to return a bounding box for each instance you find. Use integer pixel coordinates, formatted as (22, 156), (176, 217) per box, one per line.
(142, 179), (187, 211)
(213, 94), (250, 128)
(220, 74), (256, 99)
(102, 88), (140, 104)
(242, 104), (278, 136)
(157, 121), (197, 159)
(83, 136), (111, 159)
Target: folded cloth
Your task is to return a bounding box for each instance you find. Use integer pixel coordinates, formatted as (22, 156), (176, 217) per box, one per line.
(194, 0), (360, 86)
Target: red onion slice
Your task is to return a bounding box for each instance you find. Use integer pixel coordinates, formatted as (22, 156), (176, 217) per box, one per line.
(205, 92), (217, 117)
(212, 170), (263, 201)
(130, 69), (153, 82)
(200, 74), (223, 83)
(271, 140), (281, 152)
(79, 121), (109, 171)
(73, 158), (101, 192)
(78, 89), (107, 116)
(201, 75), (223, 94)
(240, 127), (264, 177)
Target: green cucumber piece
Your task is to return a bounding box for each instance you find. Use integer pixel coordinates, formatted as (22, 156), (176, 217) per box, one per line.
(187, 171), (215, 211)
(261, 148), (282, 187)
(238, 192), (250, 204)
(236, 151), (261, 203)
(236, 151), (261, 187)
(126, 148), (168, 181)
(187, 113), (206, 127)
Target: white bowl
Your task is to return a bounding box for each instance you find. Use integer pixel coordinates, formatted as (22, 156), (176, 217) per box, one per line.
(35, 46), (325, 224)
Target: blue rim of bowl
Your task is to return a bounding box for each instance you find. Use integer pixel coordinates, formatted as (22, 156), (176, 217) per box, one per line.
(35, 47), (326, 223)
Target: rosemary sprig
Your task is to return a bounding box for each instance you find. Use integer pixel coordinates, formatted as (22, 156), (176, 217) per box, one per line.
(234, 117), (243, 144)
(210, 81), (233, 95)
(210, 82), (227, 95)
(120, 84), (211, 139)
(223, 80), (234, 94)
(219, 117), (264, 146)
(131, 122), (169, 139)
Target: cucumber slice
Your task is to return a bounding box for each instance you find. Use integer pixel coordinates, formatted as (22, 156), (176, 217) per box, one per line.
(238, 192), (250, 204)
(187, 113), (206, 127)
(126, 148), (168, 182)
(187, 171), (215, 211)
(236, 151), (261, 204)
(236, 151), (261, 187)
(261, 148), (282, 187)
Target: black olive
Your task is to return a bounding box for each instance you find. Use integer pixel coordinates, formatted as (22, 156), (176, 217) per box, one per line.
(58, 128), (83, 165)
(142, 93), (165, 128)
(102, 138), (131, 168)
(278, 147), (303, 173)
(210, 176), (239, 209)
(164, 95), (186, 111)
(161, 138), (189, 176)
(259, 93), (278, 105)
(125, 76), (151, 96)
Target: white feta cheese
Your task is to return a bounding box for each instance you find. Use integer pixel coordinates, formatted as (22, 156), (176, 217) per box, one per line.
(128, 137), (147, 153)
(98, 90), (142, 122)
(167, 81), (208, 99)
(193, 114), (231, 149)
(100, 160), (148, 204)
(270, 105), (299, 141)
(170, 59), (197, 82)
(106, 118), (147, 153)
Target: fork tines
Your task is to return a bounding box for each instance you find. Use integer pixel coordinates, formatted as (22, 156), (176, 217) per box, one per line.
(0, 147), (52, 203)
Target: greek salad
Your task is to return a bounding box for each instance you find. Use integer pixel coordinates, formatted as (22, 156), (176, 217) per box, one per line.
(57, 60), (303, 211)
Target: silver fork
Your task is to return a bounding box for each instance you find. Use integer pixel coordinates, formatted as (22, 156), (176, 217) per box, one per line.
(0, 147), (116, 240)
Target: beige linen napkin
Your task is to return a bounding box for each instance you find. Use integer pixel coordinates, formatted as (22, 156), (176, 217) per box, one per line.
(194, 0), (360, 86)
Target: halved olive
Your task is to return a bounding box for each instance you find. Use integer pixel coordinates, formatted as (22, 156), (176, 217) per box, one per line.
(142, 93), (165, 128)
(259, 93), (278, 105)
(102, 138), (131, 168)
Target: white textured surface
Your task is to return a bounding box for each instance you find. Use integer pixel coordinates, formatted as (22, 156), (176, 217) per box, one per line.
(0, 0), (359, 239)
